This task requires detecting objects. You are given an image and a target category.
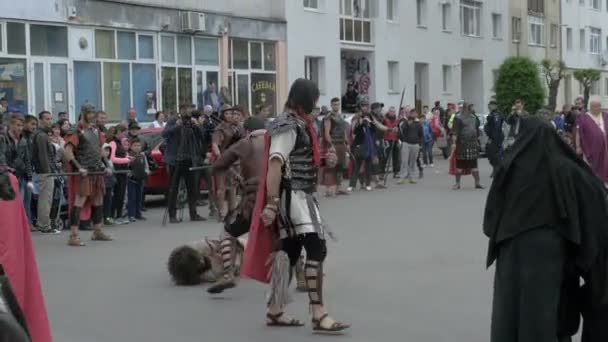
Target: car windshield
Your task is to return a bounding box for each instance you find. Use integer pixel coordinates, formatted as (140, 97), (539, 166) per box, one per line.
(138, 131), (163, 148)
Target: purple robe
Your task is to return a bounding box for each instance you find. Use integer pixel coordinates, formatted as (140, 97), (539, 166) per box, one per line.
(576, 112), (608, 182)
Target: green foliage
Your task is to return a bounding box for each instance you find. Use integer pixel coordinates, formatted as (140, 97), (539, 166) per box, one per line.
(495, 57), (545, 114)
(573, 68), (601, 109)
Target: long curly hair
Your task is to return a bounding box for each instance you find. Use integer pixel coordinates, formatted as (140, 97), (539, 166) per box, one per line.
(167, 246), (210, 286)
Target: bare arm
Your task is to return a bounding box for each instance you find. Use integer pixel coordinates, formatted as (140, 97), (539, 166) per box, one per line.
(323, 118), (332, 147)
(266, 158), (283, 200)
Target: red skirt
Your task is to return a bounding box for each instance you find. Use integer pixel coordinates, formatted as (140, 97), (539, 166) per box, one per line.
(449, 151), (472, 176)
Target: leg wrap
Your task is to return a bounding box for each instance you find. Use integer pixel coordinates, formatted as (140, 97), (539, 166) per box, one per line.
(267, 251), (292, 308)
(295, 255), (307, 291)
(218, 236), (236, 277)
(91, 206), (104, 225)
(70, 206), (82, 227)
(305, 260), (323, 306)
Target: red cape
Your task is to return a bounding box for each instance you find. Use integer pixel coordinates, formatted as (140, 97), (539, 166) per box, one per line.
(241, 133), (275, 283)
(0, 173), (53, 342)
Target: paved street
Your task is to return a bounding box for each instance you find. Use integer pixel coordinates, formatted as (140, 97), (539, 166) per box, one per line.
(34, 158), (497, 342)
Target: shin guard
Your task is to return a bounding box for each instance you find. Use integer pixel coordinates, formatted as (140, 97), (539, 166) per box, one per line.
(70, 206), (82, 228)
(267, 251), (292, 308)
(305, 260), (323, 306)
(91, 206), (104, 225)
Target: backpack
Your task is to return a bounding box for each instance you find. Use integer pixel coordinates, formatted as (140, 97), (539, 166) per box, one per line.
(430, 116), (441, 138)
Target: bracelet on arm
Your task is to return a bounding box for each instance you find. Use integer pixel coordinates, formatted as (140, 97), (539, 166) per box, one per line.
(264, 204), (278, 213)
(266, 195), (280, 207)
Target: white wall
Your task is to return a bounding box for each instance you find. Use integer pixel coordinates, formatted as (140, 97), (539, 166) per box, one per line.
(560, 0), (608, 108)
(1, 0), (67, 22)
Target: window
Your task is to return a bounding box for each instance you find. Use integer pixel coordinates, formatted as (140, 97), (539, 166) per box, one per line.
(590, 27), (601, 54)
(95, 30), (115, 59)
(592, 0), (601, 10)
(566, 28), (573, 50)
(591, 80), (600, 95)
(177, 36), (192, 65)
(0, 58), (28, 111)
(304, 0), (319, 9)
(442, 3), (451, 31)
(161, 67), (177, 111)
(605, 78), (608, 96)
(387, 0), (395, 21)
(0, 23), (3, 53)
(250, 42), (262, 69)
(132, 64), (156, 118)
(388, 61), (399, 92)
(264, 42), (276, 71)
(512, 16), (522, 41)
(550, 24), (558, 47)
(194, 38), (218, 66)
(74, 61), (101, 111)
(103, 62), (130, 121)
(305, 57), (325, 93)
(232, 40), (249, 69)
(161, 36), (175, 63)
(528, 16), (544, 46)
(528, 0), (544, 13)
(580, 29), (586, 51)
(492, 14), (502, 39)
(178, 67), (192, 105)
(117, 31), (136, 60)
(340, 0), (372, 43)
(138, 35), (154, 59)
(492, 69), (499, 91)
(417, 0), (427, 26)
(30, 25), (68, 57)
(7, 22), (26, 55)
(460, 0), (482, 37)
(442, 65), (453, 93)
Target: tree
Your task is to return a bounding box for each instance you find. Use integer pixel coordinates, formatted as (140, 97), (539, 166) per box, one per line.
(495, 57), (545, 115)
(540, 59), (566, 113)
(573, 68), (601, 110)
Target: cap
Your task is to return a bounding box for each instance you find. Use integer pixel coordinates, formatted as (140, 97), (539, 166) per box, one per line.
(128, 121), (141, 130)
(359, 99), (370, 106)
(220, 104), (233, 113)
(81, 103), (96, 114)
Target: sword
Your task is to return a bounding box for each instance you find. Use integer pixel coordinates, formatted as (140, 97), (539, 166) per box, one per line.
(188, 165), (213, 172)
(38, 170), (130, 177)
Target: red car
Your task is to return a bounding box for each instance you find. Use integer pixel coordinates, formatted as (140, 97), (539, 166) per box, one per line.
(138, 128), (209, 199)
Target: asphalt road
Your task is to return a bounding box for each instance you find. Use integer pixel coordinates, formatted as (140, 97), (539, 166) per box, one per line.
(33, 158), (503, 342)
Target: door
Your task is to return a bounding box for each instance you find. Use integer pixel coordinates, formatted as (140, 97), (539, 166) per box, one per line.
(31, 59), (70, 119)
(195, 68), (220, 110)
(235, 72), (250, 113)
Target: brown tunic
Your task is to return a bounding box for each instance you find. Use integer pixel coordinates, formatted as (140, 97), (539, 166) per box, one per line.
(212, 130), (265, 219)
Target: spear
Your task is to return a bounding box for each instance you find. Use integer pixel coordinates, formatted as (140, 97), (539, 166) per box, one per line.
(383, 86), (407, 186)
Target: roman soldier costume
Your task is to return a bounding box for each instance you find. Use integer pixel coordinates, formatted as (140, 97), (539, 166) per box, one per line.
(322, 111), (349, 196)
(211, 106), (244, 220)
(64, 105), (113, 246)
(242, 79), (349, 333)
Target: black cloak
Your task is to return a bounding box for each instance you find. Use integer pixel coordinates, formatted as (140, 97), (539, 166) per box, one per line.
(483, 115), (608, 341)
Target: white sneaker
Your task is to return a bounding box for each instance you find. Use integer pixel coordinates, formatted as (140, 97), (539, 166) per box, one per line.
(430, 163), (435, 167)
(365, 186), (372, 191)
(346, 187), (353, 192)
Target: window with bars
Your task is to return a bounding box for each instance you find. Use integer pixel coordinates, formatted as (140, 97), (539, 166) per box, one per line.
(528, 16), (544, 46)
(590, 27), (601, 54)
(460, 0), (482, 37)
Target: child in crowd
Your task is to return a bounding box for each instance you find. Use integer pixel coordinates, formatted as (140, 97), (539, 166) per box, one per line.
(102, 143), (116, 226)
(127, 138), (149, 222)
(421, 116), (435, 168)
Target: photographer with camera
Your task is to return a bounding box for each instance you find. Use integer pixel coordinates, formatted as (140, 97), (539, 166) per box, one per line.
(163, 103), (207, 224)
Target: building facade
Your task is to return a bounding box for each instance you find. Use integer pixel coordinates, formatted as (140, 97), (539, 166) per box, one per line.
(0, 0), (287, 122)
(286, 0), (509, 113)
(509, 0), (561, 62)
(559, 0), (608, 108)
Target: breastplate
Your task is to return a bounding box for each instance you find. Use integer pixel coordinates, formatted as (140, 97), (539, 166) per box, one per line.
(76, 128), (102, 169)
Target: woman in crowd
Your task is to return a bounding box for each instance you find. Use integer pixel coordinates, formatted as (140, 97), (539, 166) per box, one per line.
(108, 124), (131, 225)
(150, 111), (166, 128)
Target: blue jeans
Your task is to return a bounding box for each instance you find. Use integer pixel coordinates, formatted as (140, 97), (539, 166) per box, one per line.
(103, 186), (114, 219)
(422, 140), (434, 165)
(127, 179), (143, 218)
(18, 177), (33, 223)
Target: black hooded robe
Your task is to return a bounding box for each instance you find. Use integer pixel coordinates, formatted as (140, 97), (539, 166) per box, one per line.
(483, 115), (608, 342)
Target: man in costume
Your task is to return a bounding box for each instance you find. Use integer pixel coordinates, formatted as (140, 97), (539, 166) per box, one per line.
(484, 115), (608, 342)
(483, 100), (504, 174)
(242, 79), (349, 333)
(575, 96), (608, 184)
(451, 102), (483, 190)
(322, 97), (349, 197)
(0, 172), (52, 342)
(63, 104), (113, 246)
(206, 116), (267, 294)
(167, 237), (245, 286)
(163, 103), (207, 224)
(211, 105), (244, 221)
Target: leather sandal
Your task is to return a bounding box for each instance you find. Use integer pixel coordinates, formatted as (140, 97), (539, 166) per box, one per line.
(91, 230), (113, 241)
(266, 312), (304, 327)
(68, 234), (86, 247)
(312, 313), (350, 334)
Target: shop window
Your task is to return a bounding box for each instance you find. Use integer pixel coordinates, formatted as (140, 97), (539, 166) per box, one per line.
(138, 35), (154, 59)
(95, 30), (115, 59)
(132, 64), (157, 119)
(161, 36), (175, 63)
(103, 62), (131, 121)
(177, 36), (192, 65)
(117, 31), (136, 60)
(194, 38), (218, 65)
(250, 42), (263, 69)
(7, 22), (26, 55)
(0, 58), (28, 112)
(388, 61), (399, 92)
(161, 67), (177, 111)
(34, 63), (44, 114)
(74, 61), (101, 110)
(178, 67), (192, 106)
(264, 42), (276, 71)
(251, 73), (276, 116)
(30, 25), (68, 57)
(0, 23), (3, 53)
(233, 40), (249, 69)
